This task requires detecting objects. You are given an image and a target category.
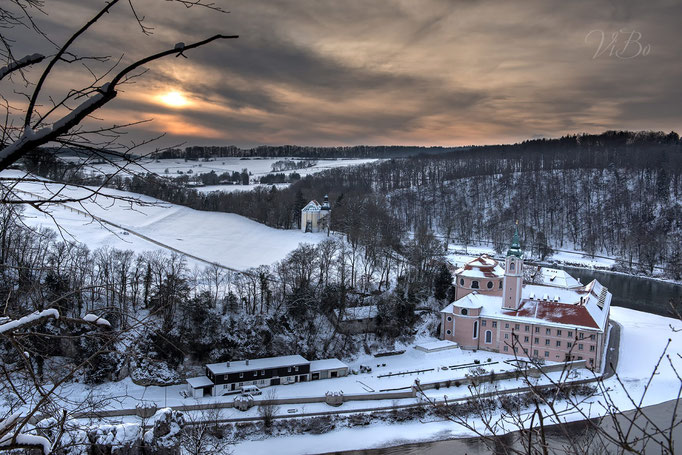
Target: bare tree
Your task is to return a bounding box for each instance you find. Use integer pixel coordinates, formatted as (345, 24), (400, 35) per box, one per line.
(418, 331), (682, 455)
(180, 406), (232, 455)
(258, 388), (279, 431)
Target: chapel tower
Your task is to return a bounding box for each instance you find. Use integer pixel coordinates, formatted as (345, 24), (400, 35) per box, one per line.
(502, 223), (524, 310)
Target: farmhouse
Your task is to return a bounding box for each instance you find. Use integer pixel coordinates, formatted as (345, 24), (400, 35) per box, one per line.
(440, 227), (611, 370)
(186, 354), (349, 398)
(301, 195), (331, 233)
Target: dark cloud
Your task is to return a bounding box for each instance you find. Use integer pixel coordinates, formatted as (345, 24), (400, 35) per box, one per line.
(4, 0), (682, 147)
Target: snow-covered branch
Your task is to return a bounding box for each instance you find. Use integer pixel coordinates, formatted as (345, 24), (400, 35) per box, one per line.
(0, 412), (51, 455)
(0, 309), (59, 335)
(0, 53), (45, 80)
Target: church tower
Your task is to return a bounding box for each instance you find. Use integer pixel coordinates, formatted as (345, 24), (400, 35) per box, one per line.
(502, 224), (524, 310)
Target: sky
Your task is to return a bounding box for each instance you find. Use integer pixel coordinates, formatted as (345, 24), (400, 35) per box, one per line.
(4, 0), (682, 148)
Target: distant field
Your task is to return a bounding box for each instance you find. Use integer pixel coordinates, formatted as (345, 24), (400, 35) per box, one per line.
(69, 156), (379, 193)
(3, 170), (325, 270)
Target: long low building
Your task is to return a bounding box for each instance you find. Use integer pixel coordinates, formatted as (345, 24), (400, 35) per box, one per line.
(186, 354), (349, 398)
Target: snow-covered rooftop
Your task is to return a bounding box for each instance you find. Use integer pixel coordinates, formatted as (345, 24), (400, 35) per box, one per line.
(186, 376), (214, 388)
(442, 280), (611, 331)
(206, 355), (309, 375)
(533, 267), (583, 289)
(309, 359), (348, 371)
(334, 305), (378, 321)
(454, 255), (505, 279)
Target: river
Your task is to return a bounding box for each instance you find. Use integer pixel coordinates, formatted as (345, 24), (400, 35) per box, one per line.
(333, 269), (682, 454)
(559, 266), (681, 316)
(338, 399), (682, 454)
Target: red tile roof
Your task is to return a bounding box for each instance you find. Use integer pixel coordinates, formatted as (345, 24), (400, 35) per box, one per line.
(503, 300), (599, 329)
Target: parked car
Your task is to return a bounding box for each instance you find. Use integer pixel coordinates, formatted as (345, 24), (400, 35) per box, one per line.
(240, 385), (262, 396)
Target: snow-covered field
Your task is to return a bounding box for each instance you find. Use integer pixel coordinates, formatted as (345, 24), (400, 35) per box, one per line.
(73, 156), (379, 193)
(3, 170), (325, 270)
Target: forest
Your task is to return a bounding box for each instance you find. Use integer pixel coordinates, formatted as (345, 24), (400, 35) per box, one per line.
(29, 130), (682, 280)
(0, 202), (449, 385)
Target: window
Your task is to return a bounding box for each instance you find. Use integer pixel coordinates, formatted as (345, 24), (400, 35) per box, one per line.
(524, 336), (529, 342)
(499, 281), (503, 289)
(505, 323), (510, 329)
(239, 372), (244, 378)
(504, 345), (509, 352)
(487, 281), (493, 289)
(515, 324), (520, 331)
(533, 349), (538, 356)
(535, 327), (540, 333)
(578, 356), (583, 360)
(568, 331), (573, 338)
(590, 345), (595, 352)
(579, 333), (584, 339)
(590, 334), (596, 340)
(253, 371), (257, 377)
(567, 342), (572, 348)
(447, 316), (452, 322)
(239, 382), (243, 386)
(461, 308), (468, 316)
(544, 351), (550, 358)
(534, 337), (539, 343)
(261, 370), (265, 375)
(556, 340), (561, 347)
(589, 358), (594, 365)
(492, 321), (497, 328)
(287, 367), (291, 373)
(485, 330), (492, 343)
(510, 262), (515, 271)
(504, 333), (509, 339)
(578, 343), (584, 350)
(471, 280), (479, 289)
(473, 321), (479, 339)
(446, 329), (451, 335)
(557, 329), (562, 336)
(524, 325), (530, 332)
(481, 320), (487, 326)
(460, 278), (464, 286)
(295, 366), (299, 372)
(545, 328), (551, 335)
(545, 339), (550, 345)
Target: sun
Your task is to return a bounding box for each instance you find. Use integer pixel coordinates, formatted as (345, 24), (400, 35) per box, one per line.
(159, 91), (189, 108)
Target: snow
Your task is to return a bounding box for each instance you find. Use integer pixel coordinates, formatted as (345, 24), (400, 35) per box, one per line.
(12, 307), (676, 454)
(334, 305), (378, 321)
(0, 433), (51, 454)
(535, 267), (583, 288)
(227, 306), (682, 454)
(0, 309), (60, 334)
(71, 157), (379, 190)
(414, 340), (458, 352)
(83, 314), (111, 327)
(310, 359), (349, 372)
(2, 170), (326, 270)
(0, 53), (45, 80)
(186, 376), (214, 388)
(206, 355), (309, 376)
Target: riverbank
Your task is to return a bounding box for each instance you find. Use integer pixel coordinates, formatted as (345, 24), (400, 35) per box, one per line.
(228, 307), (682, 454)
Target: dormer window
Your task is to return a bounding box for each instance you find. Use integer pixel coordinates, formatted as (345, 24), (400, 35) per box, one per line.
(471, 280), (479, 289)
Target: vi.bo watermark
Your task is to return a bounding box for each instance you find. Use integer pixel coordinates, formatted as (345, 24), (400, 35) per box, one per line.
(585, 29), (651, 59)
